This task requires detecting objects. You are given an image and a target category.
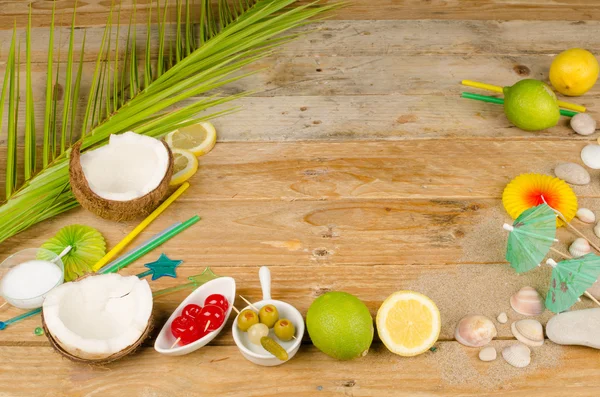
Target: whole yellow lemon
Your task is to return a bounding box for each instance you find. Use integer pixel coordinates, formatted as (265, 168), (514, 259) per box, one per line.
(549, 48), (599, 96)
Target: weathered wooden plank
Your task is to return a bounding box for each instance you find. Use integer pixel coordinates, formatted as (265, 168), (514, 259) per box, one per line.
(0, 343), (597, 396)
(0, 261), (597, 345)
(1, 53), (594, 100)
(3, 93), (597, 144)
(3, 20), (600, 63)
(3, 0), (600, 29)
(2, 139), (600, 205)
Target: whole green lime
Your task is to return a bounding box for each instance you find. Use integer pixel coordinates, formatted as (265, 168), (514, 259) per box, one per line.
(306, 291), (373, 360)
(503, 79), (560, 131)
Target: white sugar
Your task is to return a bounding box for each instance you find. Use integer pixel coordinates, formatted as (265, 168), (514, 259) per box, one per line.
(0, 260), (63, 301)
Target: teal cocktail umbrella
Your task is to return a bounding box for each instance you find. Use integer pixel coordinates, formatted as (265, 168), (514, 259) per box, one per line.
(545, 254), (600, 313)
(503, 204), (558, 273)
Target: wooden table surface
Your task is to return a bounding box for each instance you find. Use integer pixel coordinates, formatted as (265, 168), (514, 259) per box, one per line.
(1, 1), (600, 396)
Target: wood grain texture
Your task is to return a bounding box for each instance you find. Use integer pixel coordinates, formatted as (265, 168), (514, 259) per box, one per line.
(2, 2), (600, 396)
(4, 20), (600, 62)
(3, 0), (600, 28)
(0, 343), (598, 397)
(2, 20), (599, 143)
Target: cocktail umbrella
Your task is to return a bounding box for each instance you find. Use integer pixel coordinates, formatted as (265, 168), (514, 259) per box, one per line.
(503, 203), (558, 273)
(545, 254), (600, 313)
(502, 173), (578, 227)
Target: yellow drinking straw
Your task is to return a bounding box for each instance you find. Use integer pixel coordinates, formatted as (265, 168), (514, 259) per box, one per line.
(461, 80), (586, 113)
(92, 182), (191, 271)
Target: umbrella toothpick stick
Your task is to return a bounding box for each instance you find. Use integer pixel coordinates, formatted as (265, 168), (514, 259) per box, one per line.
(542, 198), (600, 253)
(584, 291), (600, 306)
(239, 295), (259, 311)
(549, 247), (571, 259)
(565, 222), (600, 253)
(170, 338), (181, 349)
(546, 257), (600, 308)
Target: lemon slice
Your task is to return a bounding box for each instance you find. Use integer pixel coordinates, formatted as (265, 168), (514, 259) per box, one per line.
(165, 122), (217, 156)
(169, 149), (198, 186)
(376, 291), (441, 357)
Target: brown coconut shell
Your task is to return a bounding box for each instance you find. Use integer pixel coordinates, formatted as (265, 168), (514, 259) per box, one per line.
(41, 273), (154, 365)
(69, 140), (174, 221)
(42, 312), (153, 365)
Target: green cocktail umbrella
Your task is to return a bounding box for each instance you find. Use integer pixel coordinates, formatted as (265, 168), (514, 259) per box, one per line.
(545, 254), (600, 313)
(503, 203), (558, 273)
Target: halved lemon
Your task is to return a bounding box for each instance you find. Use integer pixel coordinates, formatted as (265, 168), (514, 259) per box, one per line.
(376, 291), (441, 357)
(165, 122), (217, 156)
(169, 149), (198, 186)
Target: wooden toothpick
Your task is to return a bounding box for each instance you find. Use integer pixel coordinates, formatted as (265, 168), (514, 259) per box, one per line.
(584, 291), (600, 307)
(549, 247), (571, 259)
(239, 295), (259, 311)
(170, 337), (181, 349)
(231, 305), (240, 315)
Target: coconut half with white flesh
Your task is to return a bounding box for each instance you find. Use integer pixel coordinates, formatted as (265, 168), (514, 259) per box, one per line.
(70, 132), (174, 221)
(42, 273), (153, 364)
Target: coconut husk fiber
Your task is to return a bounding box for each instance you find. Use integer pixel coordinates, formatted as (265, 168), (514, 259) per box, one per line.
(69, 140), (174, 221)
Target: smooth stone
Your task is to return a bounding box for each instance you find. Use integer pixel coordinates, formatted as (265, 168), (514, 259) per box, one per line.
(554, 162), (590, 185)
(594, 222), (600, 239)
(497, 312), (508, 324)
(546, 308), (600, 349)
(570, 113), (597, 136)
(581, 145), (600, 169)
(587, 277), (600, 300)
(478, 346), (497, 362)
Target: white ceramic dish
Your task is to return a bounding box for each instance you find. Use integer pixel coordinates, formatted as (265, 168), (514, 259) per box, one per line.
(154, 277), (236, 356)
(232, 266), (304, 366)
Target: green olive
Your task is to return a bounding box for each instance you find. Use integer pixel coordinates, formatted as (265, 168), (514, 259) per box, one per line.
(273, 318), (295, 341)
(258, 304), (279, 328)
(237, 309), (259, 332)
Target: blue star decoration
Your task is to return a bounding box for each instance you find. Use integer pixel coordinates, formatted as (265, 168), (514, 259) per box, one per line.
(137, 254), (183, 281)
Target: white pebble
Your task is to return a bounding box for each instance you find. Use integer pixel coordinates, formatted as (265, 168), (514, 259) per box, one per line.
(479, 346), (497, 362)
(581, 145), (600, 169)
(497, 312), (508, 324)
(571, 113), (597, 136)
(576, 208), (596, 223)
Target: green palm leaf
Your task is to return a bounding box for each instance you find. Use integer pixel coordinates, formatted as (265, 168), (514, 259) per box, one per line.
(0, 0), (341, 244)
(545, 254), (600, 313)
(503, 203), (558, 273)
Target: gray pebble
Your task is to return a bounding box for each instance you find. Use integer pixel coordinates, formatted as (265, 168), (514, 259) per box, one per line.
(554, 162), (590, 185)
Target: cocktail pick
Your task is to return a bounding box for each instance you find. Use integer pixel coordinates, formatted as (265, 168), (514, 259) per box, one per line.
(239, 295), (259, 311)
(503, 204), (558, 273)
(545, 254), (600, 312)
(152, 267), (220, 298)
(237, 295), (296, 339)
(503, 174), (578, 228)
(136, 254), (183, 281)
